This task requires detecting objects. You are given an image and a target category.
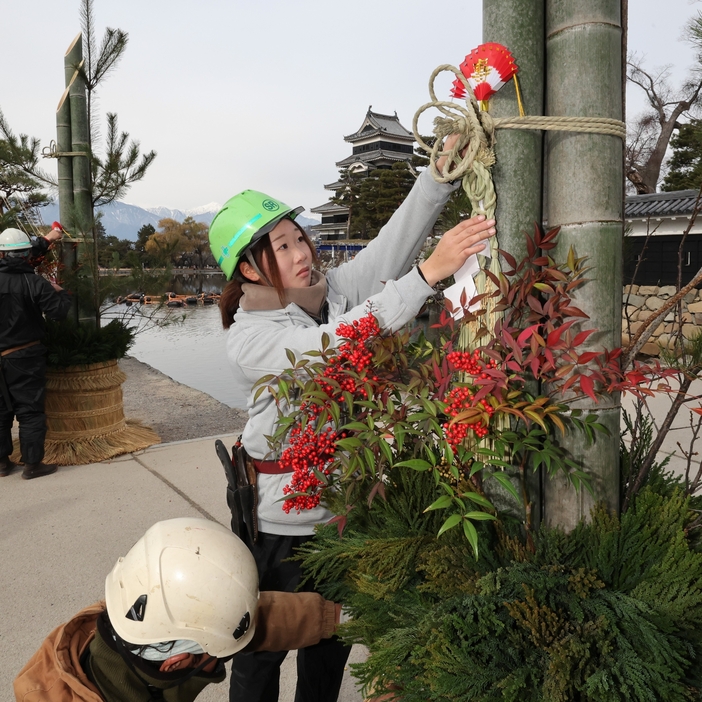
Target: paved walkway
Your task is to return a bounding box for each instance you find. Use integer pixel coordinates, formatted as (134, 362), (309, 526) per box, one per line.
(0, 434), (365, 702)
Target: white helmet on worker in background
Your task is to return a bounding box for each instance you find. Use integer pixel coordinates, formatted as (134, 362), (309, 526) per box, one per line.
(105, 517), (259, 658)
(0, 227), (32, 254)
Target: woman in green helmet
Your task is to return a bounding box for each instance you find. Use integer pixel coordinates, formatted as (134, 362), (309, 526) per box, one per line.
(209, 136), (496, 702)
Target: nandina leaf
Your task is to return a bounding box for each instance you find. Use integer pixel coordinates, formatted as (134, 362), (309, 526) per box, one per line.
(463, 519), (480, 559)
(526, 233), (536, 258)
(452, 407), (484, 424)
(517, 324), (539, 346)
(438, 514), (462, 536)
(395, 458), (432, 471)
(548, 412), (566, 435)
(490, 472), (520, 501)
(328, 514), (347, 537)
(572, 329), (596, 347)
(527, 295), (544, 314)
(559, 306), (589, 319)
(577, 352), (599, 365)
(464, 491), (494, 509)
(546, 320), (574, 348)
(463, 511), (497, 521)
(579, 374), (597, 401)
(562, 374), (580, 392)
(692, 406), (702, 416)
(499, 249), (517, 270)
(425, 495), (453, 512)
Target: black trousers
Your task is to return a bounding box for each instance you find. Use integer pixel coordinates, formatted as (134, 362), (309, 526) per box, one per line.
(0, 346), (47, 465)
(229, 532), (351, 702)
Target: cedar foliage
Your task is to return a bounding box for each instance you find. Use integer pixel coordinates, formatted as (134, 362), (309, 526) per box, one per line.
(45, 318), (134, 367)
(299, 466), (702, 701)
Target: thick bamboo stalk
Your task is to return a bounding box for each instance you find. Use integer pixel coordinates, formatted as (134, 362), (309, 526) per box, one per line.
(483, 0), (546, 528)
(69, 56), (92, 237)
(543, 0), (623, 529)
(55, 86), (74, 228)
(484, 0), (545, 267)
(59, 33), (83, 323)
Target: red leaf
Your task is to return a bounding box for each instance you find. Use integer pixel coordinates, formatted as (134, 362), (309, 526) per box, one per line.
(527, 295), (544, 314)
(692, 407), (702, 416)
(546, 321), (574, 348)
(572, 329), (596, 347)
(499, 249), (517, 270)
(328, 514), (347, 537)
(560, 306), (589, 319)
(577, 351), (599, 364)
(579, 374), (597, 401)
(518, 325), (539, 346)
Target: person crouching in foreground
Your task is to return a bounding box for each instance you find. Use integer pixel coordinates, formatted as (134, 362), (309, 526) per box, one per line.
(14, 518), (341, 702)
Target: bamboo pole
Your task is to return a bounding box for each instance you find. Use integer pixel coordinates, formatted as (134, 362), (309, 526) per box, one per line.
(58, 33), (83, 324)
(483, 0), (545, 268)
(483, 0), (546, 529)
(69, 55), (91, 238)
(542, 0), (623, 528)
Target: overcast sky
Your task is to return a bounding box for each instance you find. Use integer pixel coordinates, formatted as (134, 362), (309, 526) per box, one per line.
(2, 1), (700, 216)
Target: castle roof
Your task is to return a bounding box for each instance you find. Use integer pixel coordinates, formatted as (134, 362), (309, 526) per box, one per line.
(344, 107), (414, 143)
(335, 149), (412, 169)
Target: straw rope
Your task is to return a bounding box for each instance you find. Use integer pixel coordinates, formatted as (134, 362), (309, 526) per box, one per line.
(46, 402), (124, 419)
(47, 420), (127, 439)
(10, 359), (160, 465)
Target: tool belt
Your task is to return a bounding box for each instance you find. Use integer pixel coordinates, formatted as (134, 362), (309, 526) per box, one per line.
(215, 438), (259, 547)
(0, 340), (40, 357)
(252, 458), (293, 474)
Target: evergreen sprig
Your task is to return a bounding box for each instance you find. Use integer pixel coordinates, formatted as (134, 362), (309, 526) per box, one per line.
(45, 318), (135, 367)
(299, 473), (702, 701)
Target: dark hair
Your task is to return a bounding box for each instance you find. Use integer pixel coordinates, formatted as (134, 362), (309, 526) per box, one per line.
(219, 219), (317, 329)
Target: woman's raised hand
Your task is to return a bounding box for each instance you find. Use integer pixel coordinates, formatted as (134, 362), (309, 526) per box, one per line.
(418, 216), (496, 287)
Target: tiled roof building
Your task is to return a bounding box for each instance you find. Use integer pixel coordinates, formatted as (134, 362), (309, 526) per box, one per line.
(624, 190), (702, 286)
(311, 108), (415, 240)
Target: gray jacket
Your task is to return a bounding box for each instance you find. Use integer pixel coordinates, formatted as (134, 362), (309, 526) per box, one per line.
(226, 169), (457, 534)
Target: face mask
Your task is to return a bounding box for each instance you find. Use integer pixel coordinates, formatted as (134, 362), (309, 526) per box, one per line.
(134, 638), (205, 662)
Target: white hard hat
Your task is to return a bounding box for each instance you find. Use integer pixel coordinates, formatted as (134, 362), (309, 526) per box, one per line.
(105, 518), (259, 657)
(0, 228), (32, 252)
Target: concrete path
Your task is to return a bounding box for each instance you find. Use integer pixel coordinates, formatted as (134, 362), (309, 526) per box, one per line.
(0, 434), (365, 702)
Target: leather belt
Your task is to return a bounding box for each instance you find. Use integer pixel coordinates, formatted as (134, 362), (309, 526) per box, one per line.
(252, 458), (293, 474)
(1, 340), (40, 357)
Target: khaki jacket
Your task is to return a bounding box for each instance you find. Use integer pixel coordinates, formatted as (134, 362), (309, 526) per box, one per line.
(14, 592), (338, 702)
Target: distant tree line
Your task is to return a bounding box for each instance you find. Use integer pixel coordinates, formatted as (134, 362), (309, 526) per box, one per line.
(95, 217), (216, 269)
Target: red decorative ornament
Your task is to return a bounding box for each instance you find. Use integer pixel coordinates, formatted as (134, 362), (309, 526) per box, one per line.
(450, 42), (519, 103)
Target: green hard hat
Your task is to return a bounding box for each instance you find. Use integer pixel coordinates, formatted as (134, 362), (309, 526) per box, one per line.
(209, 190), (304, 280)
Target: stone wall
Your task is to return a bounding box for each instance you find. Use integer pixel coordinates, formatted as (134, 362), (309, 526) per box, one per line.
(622, 285), (702, 355)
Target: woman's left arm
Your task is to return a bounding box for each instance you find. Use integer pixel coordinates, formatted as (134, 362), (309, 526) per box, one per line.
(327, 168), (458, 308)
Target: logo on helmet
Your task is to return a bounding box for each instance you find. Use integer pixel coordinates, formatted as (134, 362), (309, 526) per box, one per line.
(233, 611), (251, 640)
(261, 199), (280, 212)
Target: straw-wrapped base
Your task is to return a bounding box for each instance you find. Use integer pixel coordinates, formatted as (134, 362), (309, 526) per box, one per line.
(10, 360), (160, 466)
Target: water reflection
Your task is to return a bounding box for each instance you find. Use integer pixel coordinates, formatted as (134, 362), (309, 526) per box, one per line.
(168, 272), (226, 296)
(126, 304), (245, 409)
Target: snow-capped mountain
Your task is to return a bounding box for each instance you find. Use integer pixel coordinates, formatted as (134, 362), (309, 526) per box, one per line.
(40, 200), (319, 241)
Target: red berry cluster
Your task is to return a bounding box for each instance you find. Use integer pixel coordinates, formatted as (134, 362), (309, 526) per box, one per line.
(446, 349), (497, 377)
(281, 313), (382, 513)
(442, 386), (495, 449)
(281, 425), (339, 512)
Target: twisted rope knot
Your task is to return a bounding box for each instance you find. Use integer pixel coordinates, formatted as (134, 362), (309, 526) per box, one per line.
(413, 64), (627, 223)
